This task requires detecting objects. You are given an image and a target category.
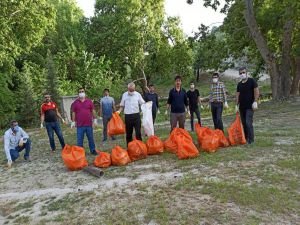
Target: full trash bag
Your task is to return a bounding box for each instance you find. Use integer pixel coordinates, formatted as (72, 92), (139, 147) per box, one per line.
(215, 129), (230, 148)
(200, 129), (220, 153)
(146, 135), (164, 155)
(141, 101), (154, 136)
(164, 128), (193, 154)
(111, 146), (131, 166)
(94, 151), (111, 168)
(227, 113), (247, 145)
(127, 138), (148, 161)
(107, 112), (126, 136)
(61, 144), (88, 170)
(175, 135), (199, 159)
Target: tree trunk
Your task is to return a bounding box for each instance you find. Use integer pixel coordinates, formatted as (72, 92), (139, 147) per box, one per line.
(290, 57), (300, 95)
(279, 20), (294, 98)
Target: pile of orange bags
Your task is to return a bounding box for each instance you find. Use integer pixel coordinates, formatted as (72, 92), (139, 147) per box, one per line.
(146, 135), (164, 155)
(127, 139), (148, 161)
(107, 112), (126, 136)
(94, 151), (111, 168)
(61, 144), (88, 170)
(111, 145), (131, 166)
(164, 128), (199, 159)
(227, 113), (247, 145)
(195, 124), (229, 153)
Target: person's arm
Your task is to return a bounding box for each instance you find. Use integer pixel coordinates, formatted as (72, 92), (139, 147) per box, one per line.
(166, 90), (172, 111)
(222, 83), (227, 103)
(20, 127), (29, 139)
(56, 108), (65, 123)
(40, 106), (45, 124)
(4, 132), (12, 163)
(112, 98), (116, 112)
(118, 94), (125, 113)
(138, 93), (145, 105)
(254, 87), (259, 102)
(156, 94), (159, 109)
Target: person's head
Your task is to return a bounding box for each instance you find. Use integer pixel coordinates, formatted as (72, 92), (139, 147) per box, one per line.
(190, 81), (195, 90)
(212, 72), (219, 84)
(127, 82), (135, 95)
(239, 67), (248, 80)
(44, 94), (51, 103)
(78, 87), (86, 99)
(10, 120), (19, 133)
(103, 88), (109, 96)
(149, 84), (155, 93)
(174, 75), (182, 88)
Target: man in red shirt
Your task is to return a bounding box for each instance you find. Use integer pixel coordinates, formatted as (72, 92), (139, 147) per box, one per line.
(71, 88), (98, 155)
(40, 94), (66, 152)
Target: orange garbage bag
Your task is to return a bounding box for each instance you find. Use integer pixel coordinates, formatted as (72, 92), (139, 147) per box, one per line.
(107, 112), (126, 136)
(61, 144), (88, 171)
(215, 129), (230, 147)
(195, 124), (210, 144)
(164, 128), (193, 153)
(94, 151), (111, 168)
(111, 146), (131, 166)
(146, 135), (164, 155)
(176, 135), (199, 160)
(128, 139), (148, 161)
(227, 113), (247, 145)
(200, 129), (220, 153)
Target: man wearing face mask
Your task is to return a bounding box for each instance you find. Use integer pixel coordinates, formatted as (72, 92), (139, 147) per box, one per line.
(144, 84), (160, 124)
(3, 120), (31, 168)
(209, 72), (228, 132)
(236, 67), (259, 145)
(40, 94), (66, 152)
(166, 75), (189, 131)
(117, 82), (145, 145)
(71, 88), (98, 155)
(187, 82), (202, 131)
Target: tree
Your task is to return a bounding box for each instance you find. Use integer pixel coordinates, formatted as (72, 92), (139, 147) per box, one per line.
(194, 0), (300, 99)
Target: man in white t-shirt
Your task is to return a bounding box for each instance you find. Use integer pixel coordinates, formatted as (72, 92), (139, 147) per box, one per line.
(117, 82), (145, 145)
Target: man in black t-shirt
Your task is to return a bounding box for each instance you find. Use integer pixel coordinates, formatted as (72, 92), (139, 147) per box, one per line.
(236, 67), (260, 145)
(144, 84), (160, 124)
(187, 82), (202, 131)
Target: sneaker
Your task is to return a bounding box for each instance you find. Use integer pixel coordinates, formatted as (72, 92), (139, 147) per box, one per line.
(111, 136), (116, 141)
(102, 138), (107, 142)
(24, 156), (31, 162)
(91, 151), (98, 156)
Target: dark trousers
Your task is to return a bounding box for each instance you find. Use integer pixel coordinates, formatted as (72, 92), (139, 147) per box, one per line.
(102, 115), (115, 140)
(190, 107), (201, 131)
(211, 102), (224, 132)
(240, 108), (254, 144)
(170, 112), (185, 131)
(45, 122), (65, 151)
(152, 110), (157, 124)
(10, 139), (31, 161)
(125, 113), (142, 145)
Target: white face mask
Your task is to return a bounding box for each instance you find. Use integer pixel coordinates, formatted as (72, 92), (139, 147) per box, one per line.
(212, 78), (218, 83)
(128, 91), (134, 96)
(190, 84), (195, 89)
(79, 92), (85, 98)
(239, 72), (247, 80)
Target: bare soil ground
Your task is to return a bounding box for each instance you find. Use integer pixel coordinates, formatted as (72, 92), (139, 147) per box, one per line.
(0, 98), (299, 225)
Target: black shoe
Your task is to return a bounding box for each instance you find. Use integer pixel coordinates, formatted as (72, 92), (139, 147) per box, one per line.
(111, 137), (116, 141)
(24, 156), (31, 162)
(91, 151), (98, 156)
(102, 138), (107, 142)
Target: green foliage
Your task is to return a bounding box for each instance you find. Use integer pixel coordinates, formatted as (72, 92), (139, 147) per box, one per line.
(0, 73), (15, 128)
(45, 50), (60, 103)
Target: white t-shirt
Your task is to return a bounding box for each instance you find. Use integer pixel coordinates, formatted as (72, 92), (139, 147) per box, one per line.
(120, 91), (145, 114)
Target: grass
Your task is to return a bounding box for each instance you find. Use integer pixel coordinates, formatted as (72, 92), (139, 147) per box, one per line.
(0, 95), (299, 224)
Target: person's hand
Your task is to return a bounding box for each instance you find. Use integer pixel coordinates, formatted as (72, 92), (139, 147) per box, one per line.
(116, 110), (121, 114)
(224, 101), (229, 109)
(187, 110), (191, 116)
(235, 105), (239, 113)
(164, 110), (168, 115)
(62, 118), (66, 124)
(7, 160), (12, 169)
(40, 123), (44, 129)
(71, 121), (76, 128)
(200, 105), (204, 110)
(157, 109), (160, 114)
(18, 138), (24, 147)
(99, 116), (103, 120)
(252, 101), (258, 110)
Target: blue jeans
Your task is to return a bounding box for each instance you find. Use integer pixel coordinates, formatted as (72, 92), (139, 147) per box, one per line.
(77, 126), (96, 153)
(240, 108), (254, 144)
(10, 139), (31, 161)
(45, 122), (65, 151)
(211, 102), (224, 132)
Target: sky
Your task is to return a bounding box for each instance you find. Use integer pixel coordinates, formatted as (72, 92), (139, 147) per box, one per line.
(75, 0), (226, 36)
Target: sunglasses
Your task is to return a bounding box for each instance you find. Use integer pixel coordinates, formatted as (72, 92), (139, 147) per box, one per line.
(239, 72), (246, 75)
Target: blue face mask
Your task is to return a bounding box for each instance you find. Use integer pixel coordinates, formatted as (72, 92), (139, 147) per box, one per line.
(12, 125), (19, 133)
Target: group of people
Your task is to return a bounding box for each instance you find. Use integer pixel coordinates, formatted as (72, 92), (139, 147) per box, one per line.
(3, 67), (259, 168)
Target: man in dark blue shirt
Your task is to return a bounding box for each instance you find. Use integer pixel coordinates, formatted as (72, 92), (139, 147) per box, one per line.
(144, 84), (160, 124)
(166, 75), (189, 131)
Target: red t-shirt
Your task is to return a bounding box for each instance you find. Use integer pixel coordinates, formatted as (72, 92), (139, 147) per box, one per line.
(71, 98), (94, 127)
(41, 102), (58, 122)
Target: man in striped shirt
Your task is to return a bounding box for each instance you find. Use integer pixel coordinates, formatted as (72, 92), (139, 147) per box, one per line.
(209, 72), (228, 132)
